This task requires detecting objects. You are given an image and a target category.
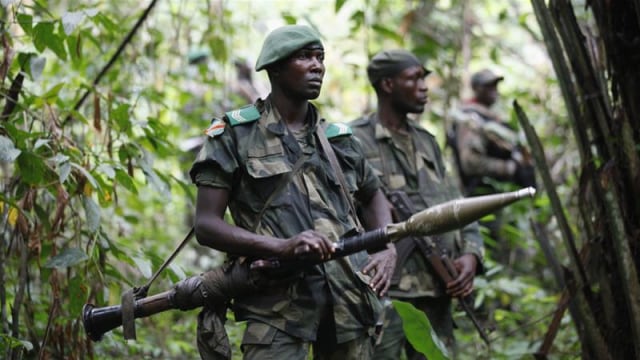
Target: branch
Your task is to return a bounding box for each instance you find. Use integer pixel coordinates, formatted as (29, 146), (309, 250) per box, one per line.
(63, 0), (159, 126)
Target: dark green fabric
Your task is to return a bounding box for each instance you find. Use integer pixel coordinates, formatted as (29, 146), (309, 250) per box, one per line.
(366, 49), (430, 86)
(255, 25), (323, 71)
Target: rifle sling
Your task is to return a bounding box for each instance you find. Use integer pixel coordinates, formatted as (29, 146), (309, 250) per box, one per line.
(315, 123), (364, 232)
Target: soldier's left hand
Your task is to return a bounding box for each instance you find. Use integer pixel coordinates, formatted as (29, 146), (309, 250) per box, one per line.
(362, 244), (397, 297)
(447, 254), (478, 298)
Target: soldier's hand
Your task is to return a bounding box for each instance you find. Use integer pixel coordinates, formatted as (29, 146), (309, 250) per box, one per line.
(514, 163), (537, 188)
(446, 254), (477, 298)
(362, 244), (397, 297)
(280, 230), (335, 260)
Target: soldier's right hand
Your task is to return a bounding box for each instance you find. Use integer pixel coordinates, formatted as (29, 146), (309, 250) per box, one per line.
(279, 230), (335, 260)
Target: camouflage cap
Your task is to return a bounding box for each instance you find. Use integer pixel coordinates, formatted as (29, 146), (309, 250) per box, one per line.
(367, 49), (430, 85)
(255, 25), (323, 71)
(471, 69), (504, 87)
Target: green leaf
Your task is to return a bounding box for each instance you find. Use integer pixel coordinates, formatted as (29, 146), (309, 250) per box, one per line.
(32, 22), (55, 53)
(0, 135), (21, 162)
(96, 163), (116, 179)
(43, 82), (65, 101)
(70, 162), (99, 190)
(393, 300), (450, 360)
(34, 138), (50, 150)
(111, 103), (132, 133)
(46, 31), (68, 60)
(82, 195), (101, 232)
(44, 248), (89, 268)
(115, 168), (138, 194)
(94, 13), (118, 33)
(372, 24), (404, 44)
(335, 0), (347, 13)
(16, 151), (48, 185)
(17, 13), (33, 35)
(282, 13), (297, 25)
(66, 34), (82, 64)
(58, 161), (71, 183)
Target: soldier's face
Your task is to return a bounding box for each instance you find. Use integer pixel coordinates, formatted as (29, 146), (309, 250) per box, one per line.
(277, 45), (325, 100)
(389, 65), (429, 114)
(474, 83), (499, 106)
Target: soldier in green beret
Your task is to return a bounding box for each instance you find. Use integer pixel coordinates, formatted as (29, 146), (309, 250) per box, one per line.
(349, 50), (485, 359)
(190, 25), (396, 359)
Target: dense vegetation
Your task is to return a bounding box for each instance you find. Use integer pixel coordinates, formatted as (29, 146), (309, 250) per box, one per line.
(2, 1), (637, 359)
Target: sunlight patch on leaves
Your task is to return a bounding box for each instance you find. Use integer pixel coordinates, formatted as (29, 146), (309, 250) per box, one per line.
(62, 11), (85, 35)
(0, 135), (21, 161)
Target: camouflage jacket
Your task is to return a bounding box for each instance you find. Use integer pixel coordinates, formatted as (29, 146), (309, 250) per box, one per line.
(450, 101), (523, 193)
(350, 113), (484, 298)
(190, 98), (382, 344)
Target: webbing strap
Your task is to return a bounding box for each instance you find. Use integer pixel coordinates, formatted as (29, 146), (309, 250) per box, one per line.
(122, 227), (195, 339)
(315, 124), (364, 233)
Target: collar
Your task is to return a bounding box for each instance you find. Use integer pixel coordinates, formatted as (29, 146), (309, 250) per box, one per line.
(263, 96), (320, 136)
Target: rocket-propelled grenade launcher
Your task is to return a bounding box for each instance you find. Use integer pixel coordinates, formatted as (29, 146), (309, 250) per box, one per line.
(82, 187), (536, 342)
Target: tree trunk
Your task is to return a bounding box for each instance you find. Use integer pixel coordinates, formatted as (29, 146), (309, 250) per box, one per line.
(529, 0), (640, 358)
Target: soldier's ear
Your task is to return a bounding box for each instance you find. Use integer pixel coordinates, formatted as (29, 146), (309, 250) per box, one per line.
(380, 77), (394, 94)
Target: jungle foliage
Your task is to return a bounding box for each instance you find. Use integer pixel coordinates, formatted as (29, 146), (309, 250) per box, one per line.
(1, 0), (637, 359)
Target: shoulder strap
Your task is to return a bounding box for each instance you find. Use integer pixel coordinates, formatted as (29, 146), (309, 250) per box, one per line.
(225, 104), (261, 126)
(315, 123), (364, 233)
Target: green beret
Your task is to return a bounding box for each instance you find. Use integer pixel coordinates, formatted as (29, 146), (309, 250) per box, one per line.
(255, 25), (323, 71)
(471, 69), (504, 87)
(367, 49), (430, 85)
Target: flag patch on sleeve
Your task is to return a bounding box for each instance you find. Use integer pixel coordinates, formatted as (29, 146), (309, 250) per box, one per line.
(204, 119), (226, 137)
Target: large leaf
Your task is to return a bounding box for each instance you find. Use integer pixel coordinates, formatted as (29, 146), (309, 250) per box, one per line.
(393, 300), (450, 360)
(17, 13), (33, 35)
(82, 195), (101, 233)
(44, 247), (89, 269)
(32, 22), (55, 53)
(16, 151), (48, 185)
(62, 11), (85, 35)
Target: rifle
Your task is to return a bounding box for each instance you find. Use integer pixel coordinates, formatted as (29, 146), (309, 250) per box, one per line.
(82, 187), (535, 342)
(386, 190), (492, 346)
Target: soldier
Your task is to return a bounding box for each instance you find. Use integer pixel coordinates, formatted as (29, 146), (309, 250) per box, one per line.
(189, 25), (396, 359)
(448, 69), (536, 265)
(349, 50), (484, 359)
(449, 69), (536, 196)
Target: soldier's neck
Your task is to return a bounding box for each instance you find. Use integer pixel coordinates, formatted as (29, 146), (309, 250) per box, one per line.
(270, 93), (309, 131)
(378, 105), (409, 134)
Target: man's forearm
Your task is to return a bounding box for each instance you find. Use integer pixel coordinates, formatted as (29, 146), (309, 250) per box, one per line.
(359, 189), (393, 230)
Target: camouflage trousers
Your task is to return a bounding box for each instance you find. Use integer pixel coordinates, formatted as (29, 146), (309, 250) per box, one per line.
(241, 320), (375, 360)
(373, 296), (455, 360)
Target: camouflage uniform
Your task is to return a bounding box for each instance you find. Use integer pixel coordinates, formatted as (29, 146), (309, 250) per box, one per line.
(350, 113), (484, 359)
(449, 101), (524, 196)
(190, 97), (383, 359)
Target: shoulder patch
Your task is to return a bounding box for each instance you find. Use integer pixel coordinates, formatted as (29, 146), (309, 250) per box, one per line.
(204, 118), (226, 137)
(325, 123), (353, 139)
(225, 105), (261, 126)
